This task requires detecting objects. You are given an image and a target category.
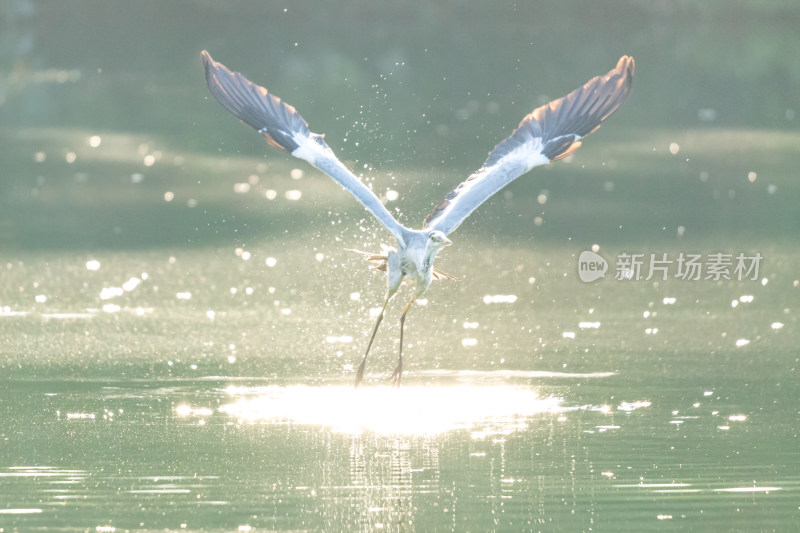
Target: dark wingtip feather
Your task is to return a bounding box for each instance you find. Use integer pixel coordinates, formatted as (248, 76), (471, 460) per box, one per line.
(422, 56), (635, 231)
(202, 50), (311, 153)
(485, 55), (635, 167)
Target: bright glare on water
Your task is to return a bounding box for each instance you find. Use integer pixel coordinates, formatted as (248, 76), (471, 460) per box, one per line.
(215, 384), (562, 435)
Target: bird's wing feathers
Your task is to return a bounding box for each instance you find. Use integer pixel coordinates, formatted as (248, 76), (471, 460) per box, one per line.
(424, 55), (635, 235)
(202, 50), (407, 246)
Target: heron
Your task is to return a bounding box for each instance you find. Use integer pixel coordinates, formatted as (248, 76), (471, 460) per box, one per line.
(202, 50), (634, 388)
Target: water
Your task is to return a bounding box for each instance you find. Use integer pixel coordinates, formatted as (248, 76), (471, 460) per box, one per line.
(3, 374), (797, 531)
(2, 1), (799, 531)
(2, 239), (797, 531)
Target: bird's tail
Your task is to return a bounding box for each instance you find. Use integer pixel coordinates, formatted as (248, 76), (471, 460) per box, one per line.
(345, 249), (458, 281)
(345, 248), (389, 272)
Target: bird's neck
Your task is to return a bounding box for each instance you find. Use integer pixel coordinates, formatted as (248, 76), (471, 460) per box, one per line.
(421, 246), (441, 274)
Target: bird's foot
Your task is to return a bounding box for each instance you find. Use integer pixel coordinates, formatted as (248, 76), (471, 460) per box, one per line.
(390, 362), (402, 387)
(354, 359), (367, 389)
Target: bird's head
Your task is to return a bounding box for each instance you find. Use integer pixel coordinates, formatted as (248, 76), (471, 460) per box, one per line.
(426, 230), (452, 252)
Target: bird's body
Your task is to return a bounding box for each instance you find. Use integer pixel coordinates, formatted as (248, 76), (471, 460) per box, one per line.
(202, 50), (635, 387)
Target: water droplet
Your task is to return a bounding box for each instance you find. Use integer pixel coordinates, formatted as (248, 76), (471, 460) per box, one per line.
(100, 287), (123, 300)
(284, 190), (302, 201)
(482, 294), (518, 304)
(122, 277), (141, 291)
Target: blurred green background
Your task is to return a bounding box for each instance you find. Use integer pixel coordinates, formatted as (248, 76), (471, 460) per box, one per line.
(1, 0), (798, 252)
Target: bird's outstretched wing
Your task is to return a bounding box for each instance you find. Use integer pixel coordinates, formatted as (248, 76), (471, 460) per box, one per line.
(424, 55), (635, 236)
(202, 50), (408, 246)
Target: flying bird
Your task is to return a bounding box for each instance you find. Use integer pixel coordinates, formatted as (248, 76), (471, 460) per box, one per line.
(202, 50), (634, 387)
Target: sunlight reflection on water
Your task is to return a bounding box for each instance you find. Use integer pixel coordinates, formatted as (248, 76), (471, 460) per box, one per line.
(214, 385), (562, 435)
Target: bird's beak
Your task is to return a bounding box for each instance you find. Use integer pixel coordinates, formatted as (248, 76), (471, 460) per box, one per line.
(442, 236), (452, 246)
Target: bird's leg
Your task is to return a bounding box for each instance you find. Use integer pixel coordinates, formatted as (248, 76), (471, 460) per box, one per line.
(354, 293), (392, 389)
(391, 298), (416, 387)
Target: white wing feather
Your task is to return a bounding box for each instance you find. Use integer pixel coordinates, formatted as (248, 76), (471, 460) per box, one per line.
(202, 50), (407, 246)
